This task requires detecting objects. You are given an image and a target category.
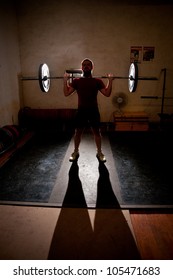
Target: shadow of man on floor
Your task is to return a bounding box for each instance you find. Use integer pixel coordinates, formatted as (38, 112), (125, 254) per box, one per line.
(48, 162), (93, 259)
(92, 162), (141, 259)
(48, 161), (141, 259)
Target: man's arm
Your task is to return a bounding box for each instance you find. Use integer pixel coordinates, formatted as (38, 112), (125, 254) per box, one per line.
(63, 73), (75, 96)
(100, 74), (115, 97)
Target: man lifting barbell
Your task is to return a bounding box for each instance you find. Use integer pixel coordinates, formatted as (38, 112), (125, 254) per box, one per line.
(63, 58), (115, 162)
(21, 61), (158, 160)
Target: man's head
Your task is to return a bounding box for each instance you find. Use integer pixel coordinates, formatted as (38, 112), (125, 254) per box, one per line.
(81, 58), (93, 77)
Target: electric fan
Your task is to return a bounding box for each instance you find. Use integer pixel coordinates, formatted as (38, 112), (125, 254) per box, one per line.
(112, 92), (128, 113)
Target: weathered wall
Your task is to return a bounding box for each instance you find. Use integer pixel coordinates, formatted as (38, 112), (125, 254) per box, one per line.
(0, 1), (21, 126)
(1, 1), (173, 124)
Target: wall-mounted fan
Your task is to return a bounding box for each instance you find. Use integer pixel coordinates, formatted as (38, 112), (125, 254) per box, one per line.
(112, 92), (128, 113)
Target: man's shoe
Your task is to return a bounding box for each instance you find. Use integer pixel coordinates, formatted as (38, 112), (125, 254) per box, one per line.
(69, 151), (79, 162)
(96, 152), (106, 162)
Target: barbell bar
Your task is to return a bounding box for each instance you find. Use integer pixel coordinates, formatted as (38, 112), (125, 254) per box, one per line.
(40, 75), (158, 81)
(21, 62), (158, 93)
(41, 75), (157, 80)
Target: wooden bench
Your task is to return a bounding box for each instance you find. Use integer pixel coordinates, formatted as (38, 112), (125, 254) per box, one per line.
(0, 131), (34, 168)
(114, 111), (149, 131)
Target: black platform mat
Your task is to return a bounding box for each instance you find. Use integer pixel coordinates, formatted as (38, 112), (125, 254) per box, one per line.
(109, 131), (173, 207)
(0, 130), (173, 208)
(0, 132), (71, 204)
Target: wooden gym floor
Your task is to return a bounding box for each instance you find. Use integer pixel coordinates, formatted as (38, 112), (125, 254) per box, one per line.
(130, 209), (173, 259)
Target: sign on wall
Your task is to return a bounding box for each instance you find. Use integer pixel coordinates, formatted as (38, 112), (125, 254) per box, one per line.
(143, 46), (155, 62)
(130, 46), (155, 63)
(130, 46), (142, 63)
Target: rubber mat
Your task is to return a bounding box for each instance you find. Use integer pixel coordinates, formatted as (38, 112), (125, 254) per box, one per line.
(1, 131), (173, 208)
(109, 131), (173, 208)
(0, 132), (121, 208)
(0, 133), (71, 206)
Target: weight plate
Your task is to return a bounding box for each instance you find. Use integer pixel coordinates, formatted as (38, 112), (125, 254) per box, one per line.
(128, 63), (138, 93)
(38, 63), (50, 93)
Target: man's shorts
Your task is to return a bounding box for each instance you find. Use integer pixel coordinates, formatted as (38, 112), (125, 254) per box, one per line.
(75, 108), (100, 129)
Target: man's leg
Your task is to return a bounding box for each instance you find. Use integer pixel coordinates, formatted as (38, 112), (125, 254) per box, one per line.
(69, 128), (84, 162)
(92, 127), (102, 153)
(74, 128), (84, 152)
(92, 127), (106, 162)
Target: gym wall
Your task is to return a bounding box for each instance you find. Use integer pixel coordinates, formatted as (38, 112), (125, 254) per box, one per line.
(0, 0), (173, 125)
(0, 1), (21, 126)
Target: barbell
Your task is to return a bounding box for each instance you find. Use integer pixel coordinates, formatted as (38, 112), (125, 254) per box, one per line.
(21, 62), (158, 93)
